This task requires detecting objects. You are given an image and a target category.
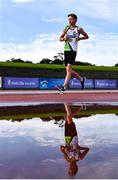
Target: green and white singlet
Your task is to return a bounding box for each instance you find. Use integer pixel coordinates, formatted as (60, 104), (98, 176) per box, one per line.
(64, 25), (80, 52)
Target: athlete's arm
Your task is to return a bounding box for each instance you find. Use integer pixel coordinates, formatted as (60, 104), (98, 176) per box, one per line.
(59, 28), (68, 42)
(77, 27), (89, 41)
(78, 146), (89, 160)
(60, 146), (70, 162)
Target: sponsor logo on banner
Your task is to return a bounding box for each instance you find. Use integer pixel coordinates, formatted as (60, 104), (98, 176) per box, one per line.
(69, 78), (81, 89)
(40, 78), (64, 89)
(85, 79), (94, 88)
(0, 77), (2, 88)
(69, 78), (94, 89)
(4, 77), (39, 89)
(95, 79), (117, 89)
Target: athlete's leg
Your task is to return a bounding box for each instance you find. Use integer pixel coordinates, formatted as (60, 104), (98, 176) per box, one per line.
(71, 69), (86, 89)
(63, 64), (72, 89)
(71, 69), (83, 81)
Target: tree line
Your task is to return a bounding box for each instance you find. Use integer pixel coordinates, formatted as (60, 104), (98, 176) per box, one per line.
(6, 52), (118, 66)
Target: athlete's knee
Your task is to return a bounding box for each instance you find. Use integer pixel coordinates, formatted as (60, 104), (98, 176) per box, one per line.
(66, 69), (72, 75)
(72, 70), (78, 76)
(66, 64), (72, 73)
(72, 69), (76, 74)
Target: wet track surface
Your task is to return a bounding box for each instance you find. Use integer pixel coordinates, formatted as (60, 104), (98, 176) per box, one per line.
(0, 102), (118, 179)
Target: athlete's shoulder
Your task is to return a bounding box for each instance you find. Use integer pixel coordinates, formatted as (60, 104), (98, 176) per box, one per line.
(78, 27), (85, 32)
(64, 25), (70, 31)
(75, 25), (81, 30)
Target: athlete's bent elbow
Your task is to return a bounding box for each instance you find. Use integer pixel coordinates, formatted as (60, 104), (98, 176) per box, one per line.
(59, 37), (61, 41)
(86, 35), (89, 39)
(59, 37), (63, 42)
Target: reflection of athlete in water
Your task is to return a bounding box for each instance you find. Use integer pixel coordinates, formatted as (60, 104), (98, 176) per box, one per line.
(60, 103), (89, 176)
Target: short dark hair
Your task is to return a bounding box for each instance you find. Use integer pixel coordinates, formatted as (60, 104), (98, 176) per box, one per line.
(68, 13), (77, 21)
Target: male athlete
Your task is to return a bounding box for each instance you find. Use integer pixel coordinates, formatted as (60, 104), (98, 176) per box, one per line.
(57, 14), (89, 92)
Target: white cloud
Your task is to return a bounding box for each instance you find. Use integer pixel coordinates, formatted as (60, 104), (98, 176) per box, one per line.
(42, 158), (64, 164)
(78, 0), (118, 23)
(0, 33), (62, 62)
(0, 118), (64, 147)
(77, 33), (118, 65)
(76, 114), (118, 146)
(10, 0), (118, 23)
(41, 17), (63, 23)
(11, 0), (37, 3)
(47, 0), (118, 23)
(0, 114), (118, 148)
(0, 32), (117, 66)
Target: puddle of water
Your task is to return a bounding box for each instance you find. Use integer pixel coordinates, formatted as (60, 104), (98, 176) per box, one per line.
(0, 103), (118, 179)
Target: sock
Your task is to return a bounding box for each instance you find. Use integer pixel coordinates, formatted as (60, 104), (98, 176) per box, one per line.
(80, 77), (83, 82)
(63, 85), (67, 90)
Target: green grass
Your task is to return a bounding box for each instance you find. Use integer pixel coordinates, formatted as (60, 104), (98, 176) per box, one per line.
(0, 61), (118, 71)
(0, 109), (117, 121)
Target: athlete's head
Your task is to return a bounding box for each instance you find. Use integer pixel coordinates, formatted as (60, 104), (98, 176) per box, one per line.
(68, 157), (78, 176)
(68, 13), (77, 26)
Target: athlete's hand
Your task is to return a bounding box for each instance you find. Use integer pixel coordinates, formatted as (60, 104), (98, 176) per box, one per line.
(64, 35), (69, 42)
(60, 36), (68, 42)
(76, 37), (81, 42)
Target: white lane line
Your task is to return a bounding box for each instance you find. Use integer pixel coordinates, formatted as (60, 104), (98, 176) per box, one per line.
(0, 90), (118, 95)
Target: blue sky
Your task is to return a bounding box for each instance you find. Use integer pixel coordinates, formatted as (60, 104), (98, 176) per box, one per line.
(0, 0), (118, 65)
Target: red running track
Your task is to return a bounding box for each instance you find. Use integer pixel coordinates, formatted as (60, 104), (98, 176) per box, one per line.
(0, 90), (118, 103)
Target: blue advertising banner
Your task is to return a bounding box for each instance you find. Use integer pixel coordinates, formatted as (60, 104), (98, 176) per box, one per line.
(85, 79), (94, 88)
(40, 78), (64, 89)
(4, 77), (39, 89)
(69, 78), (81, 89)
(69, 78), (94, 89)
(95, 79), (117, 89)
